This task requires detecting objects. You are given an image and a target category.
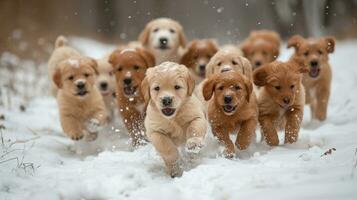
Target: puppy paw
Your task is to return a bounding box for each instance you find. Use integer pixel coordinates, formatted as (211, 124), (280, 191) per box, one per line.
(71, 134), (84, 141)
(185, 137), (204, 154)
(168, 159), (183, 178)
(85, 132), (98, 142)
(224, 148), (235, 159)
(86, 118), (101, 133)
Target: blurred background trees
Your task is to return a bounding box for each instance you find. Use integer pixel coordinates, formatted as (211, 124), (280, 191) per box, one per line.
(1, 0), (357, 63)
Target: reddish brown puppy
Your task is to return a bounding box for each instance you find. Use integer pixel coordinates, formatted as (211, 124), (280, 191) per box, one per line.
(288, 35), (335, 121)
(253, 60), (308, 146)
(203, 71), (258, 158)
(109, 48), (155, 147)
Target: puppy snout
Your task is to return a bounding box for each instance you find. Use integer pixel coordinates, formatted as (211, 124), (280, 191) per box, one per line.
(224, 95), (233, 104)
(283, 97), (290, 105)
(100, 82), (108, 90)
(310, 60), (319, 68)
(199, 64), (206, 71)
(123, 78), (132, 85)
(162, 96), (173, 107)
(159, 37), (168, 45)
(255, 61), (262, 67)
(221, 66), (232, 73)
(76, 82), (85, 90)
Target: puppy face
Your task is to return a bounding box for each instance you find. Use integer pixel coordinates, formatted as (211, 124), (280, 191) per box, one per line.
(53, 57), (98, 99)
(181, 39), (218, 78)
(141, 62), (195, 118)
(139, 18), (186, 52)
(206, 49), (252, 79)
(203, 71), (252, 115)
(253, 60), (308, 108)
(96, 57), (116, 97)
(288, 35), (335, 78)
(242, 30), (280, 69)
(109, 48), (155, 98)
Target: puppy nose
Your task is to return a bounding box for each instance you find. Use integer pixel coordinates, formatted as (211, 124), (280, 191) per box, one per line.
(224, 96), (232, 104)
(100, 82), (108, 90)
(310, 60), (318, 67)
(162, 96), (173, 106)
(123, 78), (132, 85)
(159, 37), (168, 45)
(199, 64), (206, 71)
(283, 97), (290, 105)
(77, 82), (85, 89)
(255, 61), (262, 67)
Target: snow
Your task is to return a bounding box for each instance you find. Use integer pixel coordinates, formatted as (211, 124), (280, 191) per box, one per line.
(1, 38), (357, 200)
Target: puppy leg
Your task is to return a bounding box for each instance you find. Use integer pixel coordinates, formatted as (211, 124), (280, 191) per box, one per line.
(314, 85), (330, 121)
(235, 117), (258, 150)
(186, 117), (207, 152)
(60, 116), (84, 140)
(284, 107), (303, 144)
(212, 126), (235, 158)
(148, 132), (182, 177)
(121, 110), (145, 147)
(259, 115), (279, 146)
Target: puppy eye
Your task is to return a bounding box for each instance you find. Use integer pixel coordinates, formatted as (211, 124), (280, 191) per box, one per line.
(174, 85), (181, 90)
(207, 54), (212, 58)
(232, 60), (237, 65)
(117, 67), (122, 72)
(304, 51), (309, 56)
(262, 51), (268, 56)
(290, 85), (295, 89)
(153, 28), (159, 33)
(109, 71), (113, 76)
(133, 65), (140, 70)
(218, 86), (224, 90)
(275, 86), (281, 90)
(193, 55), (198, 60)
(217, 62), (222, 66)
(169, 28), (176, 34)
(84, 73), (90, 78)
(154, 86), (160, 91)
(235, 85), (241, 90)
(68, 75), (74, 81)
(318, 50), (323, 55)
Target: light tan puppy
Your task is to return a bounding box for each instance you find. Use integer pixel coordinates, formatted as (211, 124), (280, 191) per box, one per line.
(96, 55), (117, 122)
(48, 35), (81, 96)
(53, 57), (107, 141)
(288, 35), (335, 121)
(142, 62), (207, 177)
(241, 30), (281, 69)
(139, 18), (186, 65)
(253, 60), (308, 146)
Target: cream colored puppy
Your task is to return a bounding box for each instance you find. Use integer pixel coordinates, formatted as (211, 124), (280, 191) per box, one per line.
(139, 18), (186, 65)
(141, 62), (207, 177)
(95, 55), (117, 122)
(48, 35), (81, 96)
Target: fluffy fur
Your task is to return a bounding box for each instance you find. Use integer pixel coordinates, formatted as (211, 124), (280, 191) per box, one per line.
(288, 35), (335, 121)
(253, 60), (308, 146)
(109, 48), (155, 147)
(139, 18), (186, 65)
(203, 71), (258, 158)
(142, 62), (207, 177)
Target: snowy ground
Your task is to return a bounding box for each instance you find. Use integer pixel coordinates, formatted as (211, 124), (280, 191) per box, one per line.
(0, 38), (357, 200)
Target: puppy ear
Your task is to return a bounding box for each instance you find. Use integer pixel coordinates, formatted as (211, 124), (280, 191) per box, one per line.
(243, 77), (253, 102)
(53, 68), (62, 88)
(253, 65), (269, 86)
(139, 25), (150, 46)
(136, 48), (156, 67)
(240, 41), (250, 57)
(207, 39), (219, 51)
(205, 57), (216, 78)
(109, 50), (120, 66)
(202, 76), (216, 101)
(86, 57), (99, 75)
(241, 57), (253, 81)
(141, 76), (150, 104)
(180, 45), (194, 67)
(324, 36), (336, 53)
(178, 29), (187, 48)
(287, 35), (304, 50)
(186, 68), (195, 96)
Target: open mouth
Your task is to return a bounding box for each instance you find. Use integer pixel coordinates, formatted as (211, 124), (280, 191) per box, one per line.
(222, 105), (237, 113)
(76, 90), (88, 96)
(199, 70), (205, 77)
(309, 67), (320, 78)
(123, 86), (137, 96)
(161, 107), (176, 117)
(157, 45), (170, 50)
(100, 90), (110, 96)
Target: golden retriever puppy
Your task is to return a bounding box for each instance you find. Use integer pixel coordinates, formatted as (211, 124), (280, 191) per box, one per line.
(241, 30), (281, 69)
(253, 60), (308, 146)
(48, 35), (81, 96)
(96, 55), (117, 122)
(109, 48), (155, 147)
(288, 35), (335, 121)
(53, 57), (107, 141)
(180, 39), (218, 82)
(203, 71), (258, 158)
(139, 18), (186, 65)
(142, 62), (207, 177)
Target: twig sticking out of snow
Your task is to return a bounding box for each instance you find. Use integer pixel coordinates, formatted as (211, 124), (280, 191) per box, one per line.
(320, 148), (336, 157)
(351, 148), (357, 178)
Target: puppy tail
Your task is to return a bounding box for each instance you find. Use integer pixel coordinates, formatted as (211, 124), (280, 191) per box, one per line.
(55, 35), (68, 48)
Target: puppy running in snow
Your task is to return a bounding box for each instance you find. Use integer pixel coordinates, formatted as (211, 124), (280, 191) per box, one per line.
(139, 18), (186, 65)
(142, 62), (207, 177)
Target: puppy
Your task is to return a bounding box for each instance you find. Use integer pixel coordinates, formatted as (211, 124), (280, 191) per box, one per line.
(241, 30), (281, 69)
(53, 57), (107, 141)
(288, 35), (335, 121)
(95, 55), (117, 122)
(253, 60), (308, 146)
(48, 35), (81, 96)
(142, 62), (207, 177)
(203, 71), (258, 158)
(180, 39), (218, 82)
(139, 18), (186, 65)
(109, 48), (155, 147)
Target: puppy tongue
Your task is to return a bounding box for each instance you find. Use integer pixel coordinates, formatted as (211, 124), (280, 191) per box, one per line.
(124, 87), (134, 95)
(309, 68), (320, 77)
